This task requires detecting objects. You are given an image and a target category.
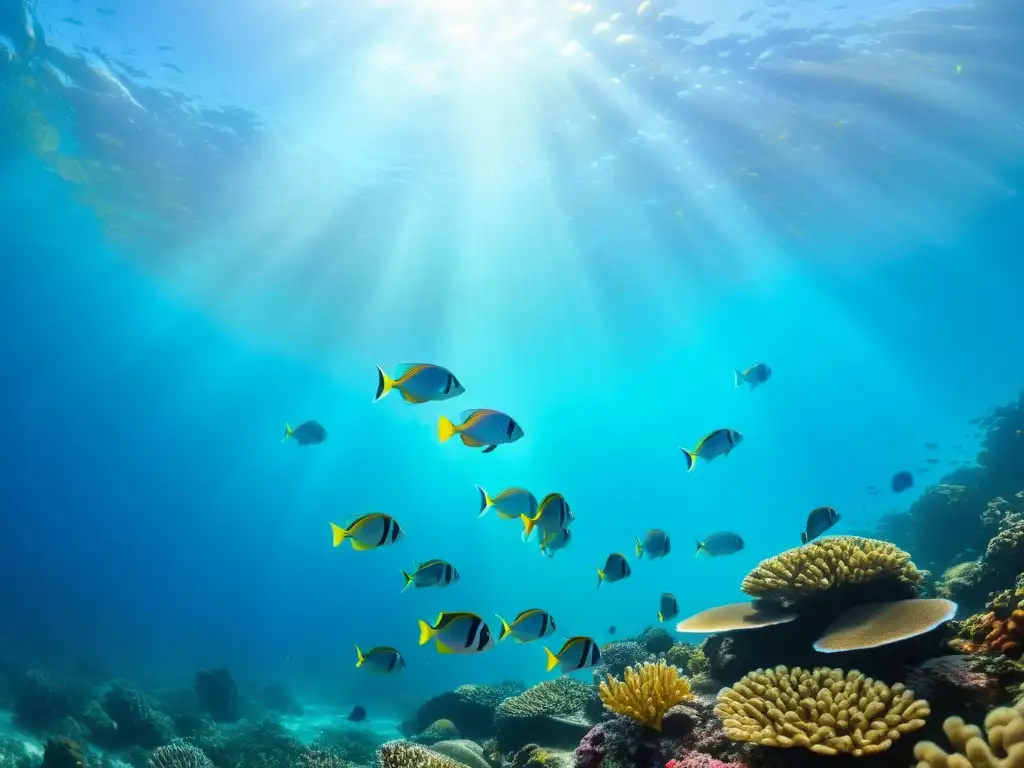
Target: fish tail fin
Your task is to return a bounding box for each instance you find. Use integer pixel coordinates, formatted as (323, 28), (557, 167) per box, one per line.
(597, 568), (604, 587)
(401, 570), (414, 592)
(354, 644), (365, 667)
(734, 368), (744, 387)
(417, 619), (434, 646)
(282, 422), (293, 442)
(800, 532), (808, 545)
(496, 614), (512, 641)
(330, 522), (348, 548)
(681, 448), (697, 471)
(544, 646), (559, 672)
(635, 537), (643, 558)
(476, 485), (492, 517)
(374, 366), (394, 402)
(658, 612), (664, 622)
(694, 537), (704, 557)
(438, 415), (457, 443)
(521, 514), (537, 540)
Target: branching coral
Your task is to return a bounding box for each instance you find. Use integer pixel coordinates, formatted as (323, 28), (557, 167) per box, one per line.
(376, 741), (463, 768)
(599, 661), (695, 731)
(494, 678), (595, 725)
(741, 537), (923, 605)
(914, 699), (1024, 768)
(714, 665), (930, 756)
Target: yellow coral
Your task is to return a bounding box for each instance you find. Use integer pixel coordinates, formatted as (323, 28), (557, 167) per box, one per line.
(377, 741), (464, 768)
(741, 536), (923, 604)
(714, 665), (930, 756)
(914, 699), (1024, 768)
(599, 660), (695, 731)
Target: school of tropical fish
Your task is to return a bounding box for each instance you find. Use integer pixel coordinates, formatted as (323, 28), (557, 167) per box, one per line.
(283, 360), (910, 676)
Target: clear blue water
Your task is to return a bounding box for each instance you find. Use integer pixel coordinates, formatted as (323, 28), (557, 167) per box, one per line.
(2, 0), (1024, 723)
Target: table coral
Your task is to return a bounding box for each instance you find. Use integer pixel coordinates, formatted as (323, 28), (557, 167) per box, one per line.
(599, 661), (695, 731)
(714, 665), (930, 756)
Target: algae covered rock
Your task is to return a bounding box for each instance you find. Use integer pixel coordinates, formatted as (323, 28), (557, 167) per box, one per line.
(494, 677), (599, 751)
(414, 682), (524, 742)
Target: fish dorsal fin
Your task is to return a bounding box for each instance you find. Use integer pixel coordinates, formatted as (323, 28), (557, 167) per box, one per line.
(459, 409), (486, 422)
(694, 429), (726, 452)
(394, 363), (429, 379)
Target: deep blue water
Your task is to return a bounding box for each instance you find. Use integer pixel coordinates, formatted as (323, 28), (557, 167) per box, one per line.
(1, 0), (1023, 719)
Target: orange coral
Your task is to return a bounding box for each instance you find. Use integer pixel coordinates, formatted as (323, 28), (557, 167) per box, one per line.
(953, 608), (1024, 659)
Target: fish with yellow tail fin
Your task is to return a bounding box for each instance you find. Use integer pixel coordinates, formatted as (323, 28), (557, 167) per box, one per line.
(540, 529), (571, 558)
(658, 593), (680, 623)
(330, 513), (405, 551)
(636, 529), (671, 559)
(401, 560), (459, 591)
(374, 364), (464, 404)
(476, 486), (538, 520)
(417, 612), (494, 655)
(354, 645), (405, 673)
(597, 553), (631, 586)
(695, 531), (744, 557)
(680, 428), (743, 471)
(281, 420), (327, 445)
(438, 409), (524, 453)
(495, 609), (557, 643)
(522, 493), (573, 541)
(543, 636), (601, 674)
(734, 362), (772, 389)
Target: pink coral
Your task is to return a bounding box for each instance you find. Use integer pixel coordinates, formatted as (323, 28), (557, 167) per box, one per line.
(668, 751), (746, 768)
(574, 724), (607, 768)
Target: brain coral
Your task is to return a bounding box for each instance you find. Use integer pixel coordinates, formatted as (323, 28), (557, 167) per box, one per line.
(377, 741), (464, 768)
(415, 718), (460, 745)
(741, 536), (923, 606)
(599, 661), (695, 731)
(914, 698), (1024, 768)
(714, 665), (930, 756)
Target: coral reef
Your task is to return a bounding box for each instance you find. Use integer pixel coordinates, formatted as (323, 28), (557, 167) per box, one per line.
(12, 671), (85, 731)
(592, 641), (651, 682)
(193, 670), (241, 723)
(41, 737), (87, 768)
(149, 743), (213, 768)
(414, 719), (460, 746)
(714, 665), (930, 755)
(431, 740), (490, 768)
(376, 741), (463, 768)
(414, 682), (524, 741)
(599, 661), (695, 731)
(741, 536), (924, 608)
(509, 744), (573, 768)
(98, 682), (174, 749)
(296, 750), (346, 768)
(494, 677), (599, 751)
(640, 627), (675, 656)
(313, 724), (386, 765)
(914, 698), (1024, 768)
(906, 655), (1006, 722)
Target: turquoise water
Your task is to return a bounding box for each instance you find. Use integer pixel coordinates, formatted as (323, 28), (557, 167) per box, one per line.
(1, 0), (1023, 724)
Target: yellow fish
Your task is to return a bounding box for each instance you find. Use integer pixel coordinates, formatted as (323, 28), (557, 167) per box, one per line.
(330, 513), (404, 551)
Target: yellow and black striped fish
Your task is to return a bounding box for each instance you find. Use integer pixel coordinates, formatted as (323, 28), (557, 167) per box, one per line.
(330, 513), (404, 551)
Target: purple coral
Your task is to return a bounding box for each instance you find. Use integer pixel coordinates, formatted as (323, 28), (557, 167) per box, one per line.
(574, 724), (606, 768)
